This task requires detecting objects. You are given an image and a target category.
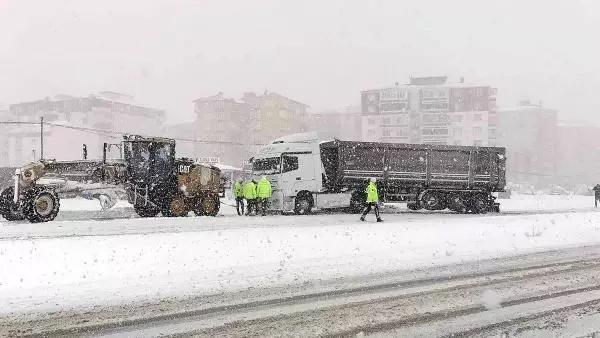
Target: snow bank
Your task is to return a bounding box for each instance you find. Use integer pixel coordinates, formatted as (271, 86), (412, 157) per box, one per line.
(2, 210), (600, 315)
(58, 198), (130, 211)
(500, 194), (595, 212)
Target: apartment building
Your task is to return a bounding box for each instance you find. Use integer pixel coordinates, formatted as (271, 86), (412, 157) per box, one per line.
(555, 124), (600, 189)
(496, 101), (557, 186)
(361, 76), (497, 146)
(2, 92), (165, 166)
(194, 91), (308, 166)
(307, 105), (362, 141)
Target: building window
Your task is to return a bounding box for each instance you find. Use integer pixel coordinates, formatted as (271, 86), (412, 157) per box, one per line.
(422, 128), (448, 136)
(453, 128), (462, 137)
(382, 118), (390, 125)
(474, 140), (483, 146)
(489, 128), (496, 138)
(390, 115), (409, 125)
(473, 113), (482, 121)
(380, 89), (407, 101)
(368, 129), (376, 136)
(380, 102), (407, 112)
(421, 103), (448, 111)
(454, 140), (461, 145)
(396, 128), (409, 137)
(383, 129), (391, 136)
(451, 114), (463, 122)
(422, 90), (433, 98)
(368, 118), (376, 125)
(473, 127), (482, 137)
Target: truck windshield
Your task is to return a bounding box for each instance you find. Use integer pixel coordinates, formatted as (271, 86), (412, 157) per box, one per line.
(253, 157), (281, 174)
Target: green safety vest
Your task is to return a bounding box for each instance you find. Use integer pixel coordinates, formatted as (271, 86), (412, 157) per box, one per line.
(233, 181), (244, 197)
(243, 182), (257, 199)
(256, 178), (272, 198)
(365, 182), (379, 203)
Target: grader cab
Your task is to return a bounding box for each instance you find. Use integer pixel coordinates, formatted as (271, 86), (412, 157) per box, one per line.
(0, 135), (222, 223)
(122, 135), (222, 218)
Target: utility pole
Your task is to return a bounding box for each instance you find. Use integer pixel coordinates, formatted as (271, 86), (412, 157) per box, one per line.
(40, 116), (44, 160)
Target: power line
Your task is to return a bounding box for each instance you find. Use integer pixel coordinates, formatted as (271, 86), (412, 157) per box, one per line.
(0, 121), (264, 146)
(0, 121), (38, 125)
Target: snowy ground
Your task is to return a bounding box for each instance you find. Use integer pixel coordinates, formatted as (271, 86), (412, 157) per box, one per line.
(0, 196), (600, 314)
(1, 194), (600, 318)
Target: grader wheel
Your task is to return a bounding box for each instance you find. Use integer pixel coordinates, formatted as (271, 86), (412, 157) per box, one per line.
(194, 195), (220, 217)
(0, 187), (26, 221)
(23, 188), (60, 223)
(163, 195), (189, 217)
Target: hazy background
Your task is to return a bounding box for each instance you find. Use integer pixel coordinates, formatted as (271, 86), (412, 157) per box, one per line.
(1, 0), (599, 123)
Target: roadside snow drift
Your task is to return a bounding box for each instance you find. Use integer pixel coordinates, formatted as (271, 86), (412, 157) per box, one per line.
(2, 208), (600, 315)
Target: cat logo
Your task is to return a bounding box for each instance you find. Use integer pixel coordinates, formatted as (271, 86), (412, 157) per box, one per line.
(178, 165), (191, 174)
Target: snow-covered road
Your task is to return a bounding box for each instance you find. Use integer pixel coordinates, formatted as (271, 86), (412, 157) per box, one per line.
(1, 194), (600, 336)
(1, 194), (596, 240)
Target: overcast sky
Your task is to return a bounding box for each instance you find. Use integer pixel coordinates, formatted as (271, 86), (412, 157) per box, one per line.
(1, 0), (599, 123)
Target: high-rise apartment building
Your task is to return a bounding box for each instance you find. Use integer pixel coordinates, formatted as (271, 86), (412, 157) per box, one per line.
(361, 76), (497, 146)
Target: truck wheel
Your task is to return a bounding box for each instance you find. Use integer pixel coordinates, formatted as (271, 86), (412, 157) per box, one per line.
(447, 193), (468, 213)
(0, 187), (25, 221)
(421, 192), (446, 211)
(134, 205), (160, 218)
(407, 202), (423, 211)
(294, 194), (313, 215)
(23, 188), (60, 223)
(469, 194), (489, 214)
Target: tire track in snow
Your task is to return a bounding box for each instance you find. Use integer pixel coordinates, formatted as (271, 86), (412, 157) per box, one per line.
(21, 255), (600, 337)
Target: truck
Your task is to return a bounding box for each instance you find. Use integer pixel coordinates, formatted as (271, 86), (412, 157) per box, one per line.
(250, 133), (506, 214)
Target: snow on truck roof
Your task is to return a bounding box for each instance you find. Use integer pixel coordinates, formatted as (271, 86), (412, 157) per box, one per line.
(319, 140), (506, 152)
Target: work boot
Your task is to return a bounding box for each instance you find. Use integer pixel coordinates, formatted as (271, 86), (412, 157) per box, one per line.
(376, 218), (383, 223)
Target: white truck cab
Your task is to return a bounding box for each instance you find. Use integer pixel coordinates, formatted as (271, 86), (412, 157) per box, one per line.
(250, 132), (352, 214)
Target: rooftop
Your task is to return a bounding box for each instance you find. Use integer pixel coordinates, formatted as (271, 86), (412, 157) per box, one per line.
(194, 91), (309, 107)
(11, 92), (161, 111)
(362, 77), (491, 93)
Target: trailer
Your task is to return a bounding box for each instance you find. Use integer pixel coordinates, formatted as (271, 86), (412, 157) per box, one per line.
(250, 133), (506, 214)
(320, 140), (506, 213)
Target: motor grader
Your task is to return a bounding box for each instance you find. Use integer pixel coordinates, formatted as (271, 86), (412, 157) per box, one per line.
(0, 135), (222, 223)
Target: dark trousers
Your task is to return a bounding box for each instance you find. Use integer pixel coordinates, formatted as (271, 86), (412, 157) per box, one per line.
(235, 197), (245, 216)
(596, 195), (599, 208)
(361, 202), (381, 220)
(258, 198), (269, 216)
(246, 199), (255, 215)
